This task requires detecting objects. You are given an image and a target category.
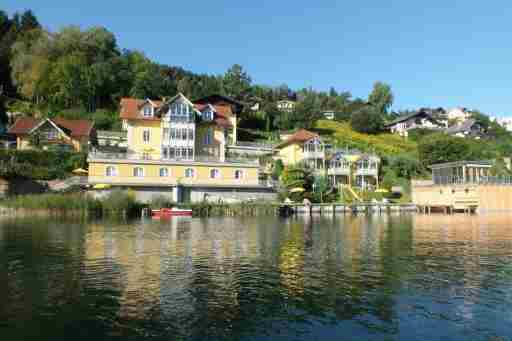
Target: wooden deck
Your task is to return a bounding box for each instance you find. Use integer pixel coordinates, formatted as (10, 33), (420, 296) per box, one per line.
(282, 203), (417, 215)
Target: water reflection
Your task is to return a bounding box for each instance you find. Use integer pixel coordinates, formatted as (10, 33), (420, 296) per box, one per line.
(1, 214), (512, 340)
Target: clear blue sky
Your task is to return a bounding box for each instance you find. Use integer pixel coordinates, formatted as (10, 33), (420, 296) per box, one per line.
(4, 0), (512, 115)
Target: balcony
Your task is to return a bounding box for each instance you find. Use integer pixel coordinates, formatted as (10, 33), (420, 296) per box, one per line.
(327, 167), (350, 176)
(354, 167), (378, 176)
(88, 150), (259, 166)
(303, 150), (325, 159)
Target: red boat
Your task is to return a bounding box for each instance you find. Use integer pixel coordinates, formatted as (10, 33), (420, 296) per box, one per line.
(152, 207), (193, 219)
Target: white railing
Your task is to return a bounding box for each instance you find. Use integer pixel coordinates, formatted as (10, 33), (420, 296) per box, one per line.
(88, 150), (259, 165)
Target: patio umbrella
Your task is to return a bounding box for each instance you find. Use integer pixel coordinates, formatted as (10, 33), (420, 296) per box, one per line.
(72, 168), (88, 175)
(375, 188), (389, 193)
(93, 184), (111, 190)
(289, 187), (305, 193)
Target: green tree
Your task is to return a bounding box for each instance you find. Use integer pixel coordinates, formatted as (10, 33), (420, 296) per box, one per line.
(222, 64), (251, 101)
(350, 105), (384, 134)
(417, 133), (492, 168)
(368, 81), (393, 115)
(20, 10), (40, 32)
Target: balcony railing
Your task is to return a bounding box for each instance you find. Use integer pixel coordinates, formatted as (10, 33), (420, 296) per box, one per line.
(304, 151), (325, 159)
(354, 168), (378, 176)
(433, 176), (512, 185)
(88, 150), (259, 165)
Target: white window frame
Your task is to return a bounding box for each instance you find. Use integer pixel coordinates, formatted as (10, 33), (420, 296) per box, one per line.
(204, 128), (213, 145)
(106, 166), (117, 177)
(159, 168), (169, 177)
(143, 106), (153, 117)
(185, 168), (195, 178)
(133, 167), (144, 177)
(143, 129), (150, 143)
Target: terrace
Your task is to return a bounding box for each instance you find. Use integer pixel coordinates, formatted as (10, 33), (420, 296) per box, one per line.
(88, 150), (260, 166)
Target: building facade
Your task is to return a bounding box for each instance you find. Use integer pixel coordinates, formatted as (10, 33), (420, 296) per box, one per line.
(274, 129), (326, 172)
(8, 117), (95, 152)
(386, 110), (442, 137)
(327, 151), (380, 190)
(88, 93), (275, 203)
(276, 99), (296, 112)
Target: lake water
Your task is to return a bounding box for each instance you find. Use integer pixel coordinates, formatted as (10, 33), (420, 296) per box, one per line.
(1, 214), (512, 340)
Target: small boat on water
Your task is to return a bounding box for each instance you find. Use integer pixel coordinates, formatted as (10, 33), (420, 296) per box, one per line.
(152, 207), (193, 219)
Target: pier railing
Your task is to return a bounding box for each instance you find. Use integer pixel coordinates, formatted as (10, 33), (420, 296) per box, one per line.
(433, 176), (512, 185)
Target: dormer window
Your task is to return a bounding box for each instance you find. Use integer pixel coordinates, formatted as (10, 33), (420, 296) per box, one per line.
(202, 110), (214, 121)
(143, 105), (153, 117)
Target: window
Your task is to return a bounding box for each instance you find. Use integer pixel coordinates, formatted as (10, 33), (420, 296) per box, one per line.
(143, 130), (150, 143)
(185, 168), (195, 178)
(210, 169), (220, 179)
(203, 128), (213, 145)
(234, 170), (244, 180)
(143, 106), (152, 117)
(170, 128), (176, 139)
(181, 128), (187, 140)
(202, 110), (214, 121)
(159, 168), (169, 177)
(163, 128), (169, 140)
(169, 147), (175, 159)
(162, 147), (168, 159)
(187, 148), (193, 160)
(142, 152), (151, 160)
(47, 130), (57, 140)
(133, 167), (144, 177)
(188, 128), (194, 140)
(106, 166), (117, 176)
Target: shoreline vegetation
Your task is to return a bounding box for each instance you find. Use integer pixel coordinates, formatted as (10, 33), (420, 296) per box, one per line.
(0, 191), (415, 218)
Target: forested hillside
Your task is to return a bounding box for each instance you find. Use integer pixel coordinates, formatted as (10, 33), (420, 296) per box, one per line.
(0, 9), (400, 132)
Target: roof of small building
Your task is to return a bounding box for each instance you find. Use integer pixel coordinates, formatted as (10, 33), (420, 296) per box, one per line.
(385, 110), (437, 127)
(445, 119), (480, 134)
(9, 117), (94, 137)
(429, 160), (493, 169)
(275, 129), (319, 149)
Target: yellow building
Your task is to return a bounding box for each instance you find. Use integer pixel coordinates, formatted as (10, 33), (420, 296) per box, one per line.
(274, 129), (326, 171)
(88, 93), (276, 203)
(8, 117), (95, 152)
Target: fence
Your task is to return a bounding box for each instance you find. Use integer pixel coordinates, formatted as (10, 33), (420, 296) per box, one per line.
(433, 176), (512, 185)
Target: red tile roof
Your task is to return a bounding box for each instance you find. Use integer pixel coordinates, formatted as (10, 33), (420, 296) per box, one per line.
(275, 129), (319, 149)
(120, 98), (163, 120)
(8, 117), (40, 135)
(194, 103), (233, 128)
(52, 118), (94, 137)
(119, 96), (234, 128)
(8, 117), (94, 137)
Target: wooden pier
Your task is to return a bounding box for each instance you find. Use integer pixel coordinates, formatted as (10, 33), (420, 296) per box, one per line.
(282, 203), (417, 215)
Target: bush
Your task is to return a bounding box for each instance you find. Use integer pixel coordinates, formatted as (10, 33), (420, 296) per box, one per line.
(417, 133), (495, 168)
(350, 106), (384, 134)
(0, 149), (87, 180)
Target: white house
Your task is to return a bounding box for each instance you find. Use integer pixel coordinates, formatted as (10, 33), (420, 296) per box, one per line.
(276, 99), (296, 112)
(385, 110), (442, 137)
(447, 107), (471, 123)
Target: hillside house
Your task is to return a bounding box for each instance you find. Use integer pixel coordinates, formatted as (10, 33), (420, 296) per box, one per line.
(8, 117), (95, 152)
(274, 129), (326, 172)
(88, 93), (275, 203)
(386, 110), (442, 137)
(445, 119), (484, 139)
(327, 150), (380, 190)
(276, 99), (296, 112)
